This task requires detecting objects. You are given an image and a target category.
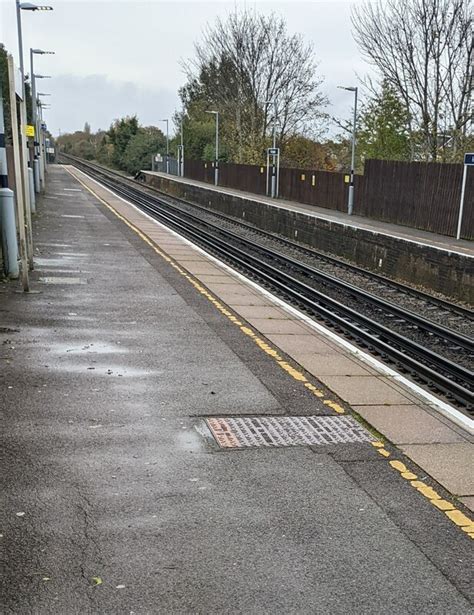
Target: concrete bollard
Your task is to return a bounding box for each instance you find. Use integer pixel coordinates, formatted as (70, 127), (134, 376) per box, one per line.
(0, 187), (20, 278)
(28, 167), (36, 213)
(33, 158), (41, 193)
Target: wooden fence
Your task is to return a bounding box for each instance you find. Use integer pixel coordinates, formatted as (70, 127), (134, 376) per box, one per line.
(183, 158), (473, 239)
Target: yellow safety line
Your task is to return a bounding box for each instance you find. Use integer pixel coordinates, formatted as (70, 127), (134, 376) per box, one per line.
(64, 165), (474, 540)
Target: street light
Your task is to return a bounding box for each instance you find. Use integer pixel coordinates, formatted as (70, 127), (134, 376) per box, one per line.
(160, 119), (169, 174)
(19, 2), (53, 9)
(205, 110), (219, 186)
(338, 85), (358, 215)
(16, 0), (53, 210)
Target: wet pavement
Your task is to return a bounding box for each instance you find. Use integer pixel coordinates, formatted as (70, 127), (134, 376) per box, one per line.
(1, 166), (472, 614)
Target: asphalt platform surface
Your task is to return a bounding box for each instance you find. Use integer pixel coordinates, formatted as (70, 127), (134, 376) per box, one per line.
(1, 166), (472, 614)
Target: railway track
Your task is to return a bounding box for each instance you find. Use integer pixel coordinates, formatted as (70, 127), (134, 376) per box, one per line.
(60, 155), (474, 414)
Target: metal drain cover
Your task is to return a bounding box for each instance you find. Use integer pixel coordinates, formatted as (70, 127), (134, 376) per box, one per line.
(206, 416), (374, 449)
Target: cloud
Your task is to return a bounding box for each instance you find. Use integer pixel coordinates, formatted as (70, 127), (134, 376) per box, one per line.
(47, 73), (179, 135)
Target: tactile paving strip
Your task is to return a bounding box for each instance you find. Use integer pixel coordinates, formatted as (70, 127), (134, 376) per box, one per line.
(206, 416), (374, 448)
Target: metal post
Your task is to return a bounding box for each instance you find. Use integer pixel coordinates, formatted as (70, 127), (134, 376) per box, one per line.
(0, 82), (8, 190)
(33, 158), (40, 191)
(215, 111), (219, 186)
(266, 149), (270, 196)
(1, 189), (20, 278)
(15, 1), (34, 266)
(38, 104), (45, 183)
(180, 117), (184, 177)
(275, 148), (280, 198)
(165, 119), (169, 174)
(30, 48), (41, 193)
(456, 164), (468, 240)
(8, 54), (29, 291)
(28, 167), (36, 213)
(0, 80), (19, 278)
(348, 87), (358, 216)
(271, 102), (277, 198)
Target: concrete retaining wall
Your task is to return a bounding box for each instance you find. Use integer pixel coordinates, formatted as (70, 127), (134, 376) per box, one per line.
(141, 172), (473, 303)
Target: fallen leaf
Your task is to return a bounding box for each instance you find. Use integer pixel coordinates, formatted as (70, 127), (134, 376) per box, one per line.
(91, 577), (103, 586)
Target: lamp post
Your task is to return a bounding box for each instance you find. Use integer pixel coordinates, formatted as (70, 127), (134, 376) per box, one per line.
(160, 119), (169, 174)
(30, 49), (54, 191)
(338, 85), (358, 215)
(16, 1), (53, 270)
(205, 110), (219, 186)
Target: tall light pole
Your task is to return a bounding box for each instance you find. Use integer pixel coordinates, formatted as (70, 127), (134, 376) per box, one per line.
(16, 1), (53, 270)
(160, 119), (169, 174)
(338, 85), (358, 215)
(30, 49), (54, 191)
(206, 110), (219, 186)
(33, 75), (51, 183)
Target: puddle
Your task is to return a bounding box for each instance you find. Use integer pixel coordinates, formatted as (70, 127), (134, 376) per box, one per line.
(51, 363), (154, 377)
(51, 341), (128, 355)
(35, 257), (78, 267)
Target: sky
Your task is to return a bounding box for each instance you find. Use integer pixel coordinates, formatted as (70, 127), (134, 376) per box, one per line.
(0, 0), (374, 137)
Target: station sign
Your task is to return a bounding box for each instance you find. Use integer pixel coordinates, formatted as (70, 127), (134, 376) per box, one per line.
(464, 153), (474, 166)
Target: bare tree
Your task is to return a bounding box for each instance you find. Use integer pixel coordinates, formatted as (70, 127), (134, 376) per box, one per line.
(181, 10), (327, 163)
(352, 0), (473, 161)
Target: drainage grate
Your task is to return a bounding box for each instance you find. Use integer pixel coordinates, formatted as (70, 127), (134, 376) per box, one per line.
(206, 416), (374, 449)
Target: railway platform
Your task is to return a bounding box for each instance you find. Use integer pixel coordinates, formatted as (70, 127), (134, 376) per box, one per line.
(1, 165), (473, 613)
(143, 171), (473, 256)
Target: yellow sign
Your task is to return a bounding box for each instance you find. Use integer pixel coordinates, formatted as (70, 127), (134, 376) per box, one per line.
(25, 124), (35, 137)
(344, 174), (350, 184)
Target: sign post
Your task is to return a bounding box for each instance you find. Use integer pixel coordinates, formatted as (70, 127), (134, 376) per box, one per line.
(266, 147), (280, 198)
(456, 153), (474, 240)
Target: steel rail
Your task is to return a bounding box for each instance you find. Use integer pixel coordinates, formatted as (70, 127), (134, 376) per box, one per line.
(62, 157), (473, 409)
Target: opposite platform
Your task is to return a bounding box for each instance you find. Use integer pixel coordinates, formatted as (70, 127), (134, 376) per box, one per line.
(142, 170), (473, 302)
(1, 165), (472, 613)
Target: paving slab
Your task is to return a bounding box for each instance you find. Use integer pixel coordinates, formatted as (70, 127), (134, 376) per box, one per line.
(321, 375), (415, 405)
(295, 352), (375, 376)
(241, 317), (316, 335)
(354, 405), (469, 445)
(399, 443), (474, 496)
(459, 497), (474, 512)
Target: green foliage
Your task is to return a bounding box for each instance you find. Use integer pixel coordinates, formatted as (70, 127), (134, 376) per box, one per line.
(357, 82), (412, 163)
(57, 118), (166, 175)
(0, 44), (11, 143)
(122, 126), (166, 174)
(107, 115), (139, 169)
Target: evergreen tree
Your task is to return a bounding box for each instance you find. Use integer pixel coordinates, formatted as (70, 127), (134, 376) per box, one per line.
(357, 82), (411, 163)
